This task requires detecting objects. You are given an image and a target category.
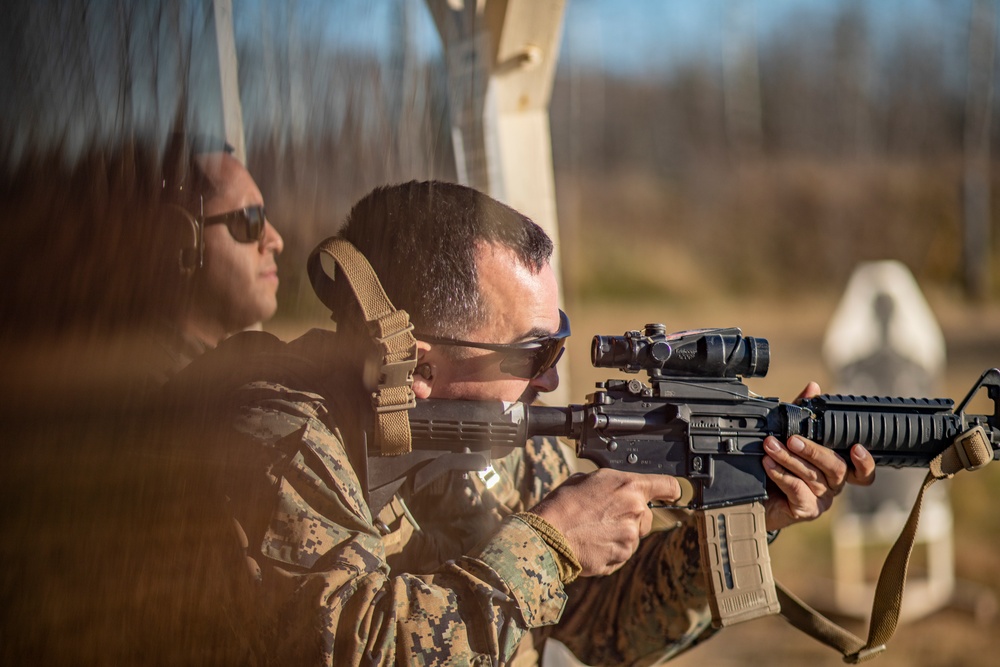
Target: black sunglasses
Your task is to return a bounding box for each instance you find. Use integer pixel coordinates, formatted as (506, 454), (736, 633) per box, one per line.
(202, 206), (267, 244)
(416, 310), (571, 380)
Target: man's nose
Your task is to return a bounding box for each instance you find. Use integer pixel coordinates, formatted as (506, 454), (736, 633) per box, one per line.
(261, 220), (284, 255)
(530, 365), (560, 394)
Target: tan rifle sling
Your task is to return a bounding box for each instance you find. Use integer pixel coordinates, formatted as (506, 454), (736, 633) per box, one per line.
(307, 237), (417, 456)
(776, 425), (993, 663)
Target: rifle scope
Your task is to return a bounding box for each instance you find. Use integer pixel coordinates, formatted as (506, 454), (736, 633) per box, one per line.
(591, 325), (769, 378)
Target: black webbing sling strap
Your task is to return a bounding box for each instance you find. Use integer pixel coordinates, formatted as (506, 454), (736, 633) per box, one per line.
(775, 425), (993, 663)
(307, 237), (417, 457)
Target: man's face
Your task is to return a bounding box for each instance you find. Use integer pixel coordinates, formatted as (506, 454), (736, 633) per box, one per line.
(192, 152), (283, 336)
(417, 242), (562, 404)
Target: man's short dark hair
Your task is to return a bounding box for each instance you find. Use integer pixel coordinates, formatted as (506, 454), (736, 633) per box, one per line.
(160, 133), (234, 215)
(334, 180), (553, 337)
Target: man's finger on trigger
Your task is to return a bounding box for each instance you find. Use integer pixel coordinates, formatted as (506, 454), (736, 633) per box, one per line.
(644, 474), (682, 503)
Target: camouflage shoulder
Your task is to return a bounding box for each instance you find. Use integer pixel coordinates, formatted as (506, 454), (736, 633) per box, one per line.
(166, 330), (286, 398)
(230, 379), (331, 428)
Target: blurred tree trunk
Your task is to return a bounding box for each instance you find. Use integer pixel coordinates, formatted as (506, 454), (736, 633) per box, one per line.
(834, 2), (874, 158)
(963, 0), (995, 300)
(723, 0), (762, 162)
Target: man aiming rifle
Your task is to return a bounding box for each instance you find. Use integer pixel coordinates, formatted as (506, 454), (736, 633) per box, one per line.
(170, 180), (874, 665)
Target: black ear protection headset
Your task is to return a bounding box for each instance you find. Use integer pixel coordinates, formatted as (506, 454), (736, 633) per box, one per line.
(160, 199), (204, 277)
(160, 133), (233, 277)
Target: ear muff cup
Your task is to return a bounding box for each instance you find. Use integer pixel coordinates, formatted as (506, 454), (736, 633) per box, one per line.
(160, 204), (202, 276)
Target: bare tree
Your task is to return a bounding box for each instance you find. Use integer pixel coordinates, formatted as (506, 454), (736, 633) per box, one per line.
(963, 0), (996, 299)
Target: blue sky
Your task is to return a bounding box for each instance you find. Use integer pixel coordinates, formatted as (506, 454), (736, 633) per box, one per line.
(297, 0), (977, 77)
(561, 0), (971, 74)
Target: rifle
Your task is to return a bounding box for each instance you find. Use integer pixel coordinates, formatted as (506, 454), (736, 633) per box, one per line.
(400, 324), (998, 659)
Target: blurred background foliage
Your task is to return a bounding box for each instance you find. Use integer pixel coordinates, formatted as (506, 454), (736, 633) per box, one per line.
(2, 0), (999, 325)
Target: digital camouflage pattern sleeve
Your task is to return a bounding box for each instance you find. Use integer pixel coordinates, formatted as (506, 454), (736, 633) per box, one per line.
(496, 438), (716, 665)
(220, 376), (714, 666)
(545, 516), (716, 665)
(219, 380), (569, 666)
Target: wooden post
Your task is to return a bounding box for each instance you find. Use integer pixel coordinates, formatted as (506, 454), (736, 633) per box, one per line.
(213, 0), (246, 164)
(427, 0), (570, 403)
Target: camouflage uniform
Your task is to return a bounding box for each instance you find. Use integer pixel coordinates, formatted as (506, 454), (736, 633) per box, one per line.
(204, 330), (714, 666)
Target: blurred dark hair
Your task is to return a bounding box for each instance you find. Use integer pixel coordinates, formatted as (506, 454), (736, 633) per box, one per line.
(0, 133), (231, 340)
(161, 132), (234, 216)
(331, 180), (553, 337)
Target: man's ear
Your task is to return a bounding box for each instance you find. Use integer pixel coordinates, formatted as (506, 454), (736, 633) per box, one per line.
(412, 341), (434, 399)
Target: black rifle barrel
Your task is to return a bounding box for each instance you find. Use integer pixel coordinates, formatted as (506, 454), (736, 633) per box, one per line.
(406, 389), (998, 466)
(407, 400), (577, 451)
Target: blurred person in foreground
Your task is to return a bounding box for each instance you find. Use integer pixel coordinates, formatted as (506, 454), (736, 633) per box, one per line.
(167, 180), (874, 665)
(0, 135), (283, 385)
(150, 134), (284, 382)
(0, 135), (284, 664)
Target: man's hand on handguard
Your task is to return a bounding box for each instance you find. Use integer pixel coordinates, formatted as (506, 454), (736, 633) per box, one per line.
(530, 469), (682, 577)
(762, 381), (877, 532)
